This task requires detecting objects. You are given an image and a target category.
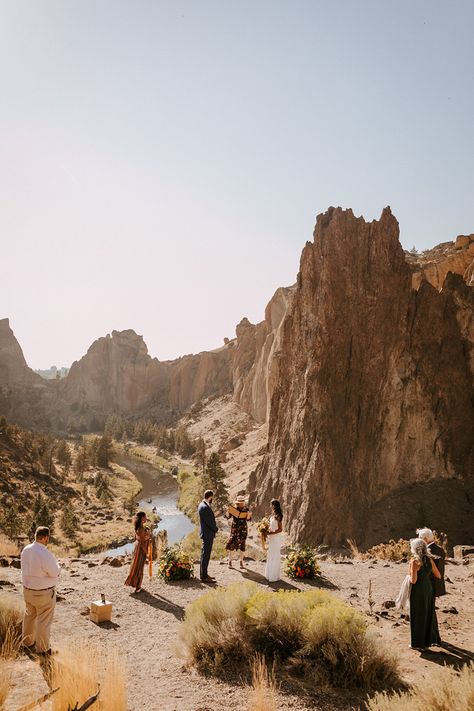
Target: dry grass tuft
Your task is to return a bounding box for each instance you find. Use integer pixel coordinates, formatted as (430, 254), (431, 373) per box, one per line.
(0, 659), (11, 708)
(0, 534), (19, 557)
(51, 641), (127, 711)
(179, 582), (400, 690)
(367, 662), (474, 710)
(347, 539), (369, 560)
(248, 656), (279, 710)
(0, 595), (23, 659)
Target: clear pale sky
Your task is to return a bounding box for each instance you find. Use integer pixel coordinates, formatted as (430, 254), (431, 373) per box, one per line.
(1, 1), (473, 369)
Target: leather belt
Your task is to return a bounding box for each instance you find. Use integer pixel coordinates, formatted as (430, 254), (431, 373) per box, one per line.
(23, 585), (56, 591)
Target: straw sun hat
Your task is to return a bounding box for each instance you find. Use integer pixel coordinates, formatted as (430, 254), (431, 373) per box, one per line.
(234, 495), (247, 504)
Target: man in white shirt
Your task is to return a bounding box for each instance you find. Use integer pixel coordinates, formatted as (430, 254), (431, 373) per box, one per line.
(21, 526), (60, 654)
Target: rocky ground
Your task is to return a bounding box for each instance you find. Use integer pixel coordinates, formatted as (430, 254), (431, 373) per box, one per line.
(1, 551), (473, 711)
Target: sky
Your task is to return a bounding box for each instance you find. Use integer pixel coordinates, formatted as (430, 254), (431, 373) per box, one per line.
(1, 0), (473, 369)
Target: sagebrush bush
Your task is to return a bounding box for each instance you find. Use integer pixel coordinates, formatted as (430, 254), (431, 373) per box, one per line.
(179, 582), (399, 689)
(51, 642), (126, 711)
(367, 662), (474, 710)
(0, 595), (23, 659)
(367, 540), (410, 562)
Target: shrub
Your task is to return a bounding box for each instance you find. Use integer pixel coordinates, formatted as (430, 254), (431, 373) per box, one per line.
(367, 662), (474, 710)
(0, 595), (23, 659)
(178, 470), (202, 524)
(178, 582), (399, 689)
(51, 642), (127, 711)
(285, 545), (320, 579)
(367, 540), (410, 562)
(157, 545), (194, 582)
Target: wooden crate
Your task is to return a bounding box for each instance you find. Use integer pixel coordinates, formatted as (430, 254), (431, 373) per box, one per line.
(90, 600), (113, 624)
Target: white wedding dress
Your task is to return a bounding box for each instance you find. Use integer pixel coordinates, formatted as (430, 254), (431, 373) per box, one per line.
(264, 515), (282, 582)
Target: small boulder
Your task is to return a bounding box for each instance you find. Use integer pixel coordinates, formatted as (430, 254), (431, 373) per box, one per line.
(442, 606), (458, 614)
(0, 558), (10, 567)
(10, 558), (21, 569)
(108, 557), (124, 567)
(383, 600), (396, 609)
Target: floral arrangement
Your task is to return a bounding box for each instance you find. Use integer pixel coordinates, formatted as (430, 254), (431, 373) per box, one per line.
(256, 517), (270, 550)
(157, 545), (194, 582)
(285, 545), (320, 579)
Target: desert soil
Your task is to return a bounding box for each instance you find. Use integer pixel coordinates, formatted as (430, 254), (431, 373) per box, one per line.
(2, 550), (473, 711)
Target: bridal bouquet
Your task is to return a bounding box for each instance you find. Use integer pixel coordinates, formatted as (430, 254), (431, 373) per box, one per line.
(157, 545), (193, 582)
(257, 517), (270, 550)
(285, 545), (320, 579)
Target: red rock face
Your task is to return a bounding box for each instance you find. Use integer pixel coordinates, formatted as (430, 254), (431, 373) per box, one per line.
(250, 208), (474, 547)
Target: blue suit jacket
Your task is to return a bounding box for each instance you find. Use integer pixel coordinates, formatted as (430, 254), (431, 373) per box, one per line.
(198, 500), (218, 540)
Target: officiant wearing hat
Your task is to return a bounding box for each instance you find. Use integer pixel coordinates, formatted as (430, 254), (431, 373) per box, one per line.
(225, 495), (251, 569)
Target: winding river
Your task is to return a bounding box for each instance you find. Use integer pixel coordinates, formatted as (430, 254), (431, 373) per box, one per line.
(105, 451), (194, 556)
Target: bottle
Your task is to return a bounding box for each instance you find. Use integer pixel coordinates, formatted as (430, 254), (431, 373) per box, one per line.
(101, 593), (106, 604)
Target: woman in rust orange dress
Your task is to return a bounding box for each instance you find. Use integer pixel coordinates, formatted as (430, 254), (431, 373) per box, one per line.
(125, 511), (151, 593)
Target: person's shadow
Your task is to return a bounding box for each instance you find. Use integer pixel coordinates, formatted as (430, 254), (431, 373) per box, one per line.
(131, 590), (185, 620)
(239, 567), (298, 591)
(421, 642), (474, 669)
(301, 574), (339, 591)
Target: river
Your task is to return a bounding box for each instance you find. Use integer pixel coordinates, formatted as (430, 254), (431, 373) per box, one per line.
(105, 451), (195, 556)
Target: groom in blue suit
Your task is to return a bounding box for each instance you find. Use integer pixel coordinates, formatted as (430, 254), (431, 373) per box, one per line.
(198, 490), (218, 582)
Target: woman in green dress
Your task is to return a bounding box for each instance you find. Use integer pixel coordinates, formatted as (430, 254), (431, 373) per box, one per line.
(409, 537), (442, 650)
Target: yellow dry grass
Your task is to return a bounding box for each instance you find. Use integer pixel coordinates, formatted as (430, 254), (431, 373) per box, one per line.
(51, 641), (127, 711)
(367, 662), (474, 710)
(0, 595), (23, 659)
(0, 659), (10, 708)
(248, 656), (279, 710)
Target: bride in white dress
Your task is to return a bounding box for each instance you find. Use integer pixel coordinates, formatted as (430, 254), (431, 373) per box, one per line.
(264, 499), (283, 582)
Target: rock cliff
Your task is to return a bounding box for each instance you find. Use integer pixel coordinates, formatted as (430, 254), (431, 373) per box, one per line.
(58, 330), (233, 426)
(231, 286), (295, 423)
(250, 207), (474, 547)
(408, 234), (474, 289)
(0, 318), (42, 387)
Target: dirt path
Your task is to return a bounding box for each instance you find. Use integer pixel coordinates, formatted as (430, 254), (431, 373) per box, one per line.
(2, 555), (473, 710)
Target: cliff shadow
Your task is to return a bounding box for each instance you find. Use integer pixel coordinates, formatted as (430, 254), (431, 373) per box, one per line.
(363, 479), (474, 550)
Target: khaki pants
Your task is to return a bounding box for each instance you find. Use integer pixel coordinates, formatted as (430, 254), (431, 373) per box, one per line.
(22, 587), (56, 653)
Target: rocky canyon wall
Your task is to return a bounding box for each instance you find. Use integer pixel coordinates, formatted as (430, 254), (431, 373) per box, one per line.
(250, 207), (474, 547)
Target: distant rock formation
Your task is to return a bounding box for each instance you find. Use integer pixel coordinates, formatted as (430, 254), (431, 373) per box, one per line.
(250, 207), (474, 547)
(0, 318), (42, 387)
